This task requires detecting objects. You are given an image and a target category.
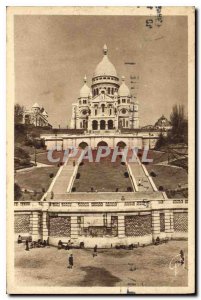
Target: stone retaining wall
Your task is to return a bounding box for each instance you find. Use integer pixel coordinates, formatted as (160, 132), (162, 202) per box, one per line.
(49, 216), (71, 237)
(125, 215), (152, 236)
(14, 214), (30, 233)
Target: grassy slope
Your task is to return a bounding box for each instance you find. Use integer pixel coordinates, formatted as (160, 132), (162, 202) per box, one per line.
(15, 166), (59, 192)
(73, 160), (133, 192)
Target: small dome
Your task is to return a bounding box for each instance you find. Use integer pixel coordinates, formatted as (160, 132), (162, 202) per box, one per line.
(80, 75), (90, 97)
(32, 102), (40, 108)
(93, 45), (117, 78)
(118, 76), (130, 97)
(42, 110), (48, 116)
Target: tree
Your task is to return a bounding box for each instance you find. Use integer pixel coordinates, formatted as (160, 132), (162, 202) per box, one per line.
(155, 132), (167, 149)
(15, 104), (24, 124)
(169, 105), (188, 144)
(14, 183), (22, 200)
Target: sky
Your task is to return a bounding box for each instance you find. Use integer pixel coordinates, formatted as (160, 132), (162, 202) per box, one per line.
(14, 15), (188, 128)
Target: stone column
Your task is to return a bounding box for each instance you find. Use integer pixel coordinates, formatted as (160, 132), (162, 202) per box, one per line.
(97, 121), (100, 130)
(118, 215), (125, 238)
(105, 122), (108, 130)
(42, 211), (49, 240)
(31, 211), (40, 241)
(151, 211), (160, 240)
(164, 209), (174, 238)
(71, 216), (78, 239)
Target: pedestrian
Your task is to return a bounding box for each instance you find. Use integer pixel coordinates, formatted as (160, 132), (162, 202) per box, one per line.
(180, 250), (185, 265)
(58, 240), (62, 250)
(25, 239), (29, 251)
(93, 245), (98, 257)
(17, 235), (22, 244)
(68, 254), (74, 269)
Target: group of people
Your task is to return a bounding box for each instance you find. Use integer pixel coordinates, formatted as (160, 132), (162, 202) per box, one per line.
(17, 235), (49, 251)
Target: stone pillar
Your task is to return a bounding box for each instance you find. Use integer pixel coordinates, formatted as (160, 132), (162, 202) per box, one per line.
(151, 211), (160, 240)
(164, 209), (174, 238)
(118, 215), (125, 238)
(105, 122), (108, 130)
(42, 211), (49, 240)
(71, 216), (78, 239)
(31, 211), (40, 241)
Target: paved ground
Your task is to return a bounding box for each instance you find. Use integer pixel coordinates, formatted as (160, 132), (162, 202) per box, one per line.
(15, 240), (188, 287)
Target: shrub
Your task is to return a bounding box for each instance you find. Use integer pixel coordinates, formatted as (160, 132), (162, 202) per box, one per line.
(49, 173), (54, 178)
(150, 171), (157, 177)
(127, 187), (133, 192)
(72, 187), (76, 192)
(158, 186), (164, 191)
(124, 172), (129, 178)
(42, 187), (46, 193)
(76, 173), (80, 179)
(14, 183), (22, 201)
(121, 162), (125, 165)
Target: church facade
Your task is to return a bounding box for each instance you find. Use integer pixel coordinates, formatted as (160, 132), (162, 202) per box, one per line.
(70, 45), (139, 131)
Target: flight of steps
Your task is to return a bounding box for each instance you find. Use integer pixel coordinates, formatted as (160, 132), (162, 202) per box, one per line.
(127, 152), (156, 192)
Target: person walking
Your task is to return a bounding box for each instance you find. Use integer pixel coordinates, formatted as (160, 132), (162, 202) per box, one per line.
(25, 238), (29, 251)
(68, 254), (74, 269)
(93, 245), (98, 257)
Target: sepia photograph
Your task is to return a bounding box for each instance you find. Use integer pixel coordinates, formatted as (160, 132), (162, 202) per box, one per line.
(6, 6), (195, 294)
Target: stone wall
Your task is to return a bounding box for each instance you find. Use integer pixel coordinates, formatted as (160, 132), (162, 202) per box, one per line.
(15, 214), (30, 233)
(111, 216), (118, 237)
(173, 212), (188, 232)
(49, 216), (71, 237)
(160, 213), (165, 232)
(125, 214), (152, 236)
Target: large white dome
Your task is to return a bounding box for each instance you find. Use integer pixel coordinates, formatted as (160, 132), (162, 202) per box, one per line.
(118, 76), (130, 97)
(93, 45), (117, 78)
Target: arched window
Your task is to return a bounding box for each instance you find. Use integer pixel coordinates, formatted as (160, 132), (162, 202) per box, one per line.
(80, 122), (82, 128)
(126, 120), (129, 127)
(96, 88), (99, 95)
(108, 87), (110, 94)
(101, 104), (105, 113)
(108, 120), (113, 129)
(95, 109), (97, 116)
(100, 120), (106, 130)
(92, 120), (98, 130)
(111, 88), (114, 95)
(123, 119), (125, 127)
(109, 108), (112, 115)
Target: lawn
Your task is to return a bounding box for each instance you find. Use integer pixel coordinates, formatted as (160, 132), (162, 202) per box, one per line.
(146, 164), (188, 190)
(15, 240), (188, 287)
(146, 150), (169, 164)
(30, 151), (65, 165)
(15, 166), (59, 193)
(73, 158), (133, 192)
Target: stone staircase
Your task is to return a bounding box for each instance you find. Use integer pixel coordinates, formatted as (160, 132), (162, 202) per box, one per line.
(49, 150), (82, 195)
(126, 151), (156, 192)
